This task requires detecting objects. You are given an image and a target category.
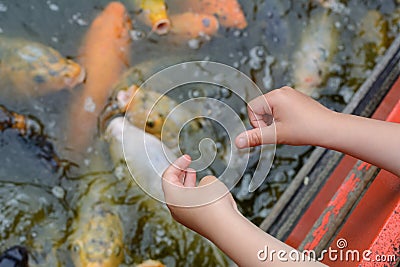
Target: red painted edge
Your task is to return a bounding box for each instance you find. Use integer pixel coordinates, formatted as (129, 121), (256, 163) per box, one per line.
(323, 170), (400, 266)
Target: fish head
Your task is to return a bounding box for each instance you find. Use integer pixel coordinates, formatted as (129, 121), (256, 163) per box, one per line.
(126, 89), (182, 138)
(70, 206), (124, 267)
(62, 59), (86, 88)
(98, 2), (132, 44)
(16, 43), (85, 92)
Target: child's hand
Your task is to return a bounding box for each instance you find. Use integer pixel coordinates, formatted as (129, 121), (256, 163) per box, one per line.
(162, 155), (240, 240)
(235, 86), (336, 148)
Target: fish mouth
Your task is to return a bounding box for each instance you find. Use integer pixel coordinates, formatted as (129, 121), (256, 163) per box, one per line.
(64, 63), (86, 89)
(153, 19), (171, 35)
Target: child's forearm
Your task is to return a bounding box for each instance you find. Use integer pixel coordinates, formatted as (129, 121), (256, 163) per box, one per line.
(320, 112), (400, 176)
(210, 211), (326, 267)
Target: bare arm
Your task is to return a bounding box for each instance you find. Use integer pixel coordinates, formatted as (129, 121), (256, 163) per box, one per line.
(323, 113), (400, 176)
(235, 87), (400, 177)
(162, 156), (326, 267)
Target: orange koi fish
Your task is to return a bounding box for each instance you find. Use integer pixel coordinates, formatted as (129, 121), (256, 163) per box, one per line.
(170, 12), (219, 39)
(184, 0), (247, 29)
(66, 1), (131, 157)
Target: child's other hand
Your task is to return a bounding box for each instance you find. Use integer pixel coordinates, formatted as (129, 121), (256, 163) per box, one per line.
(236, 86), (336, 148)
(162, 155), (240, 240)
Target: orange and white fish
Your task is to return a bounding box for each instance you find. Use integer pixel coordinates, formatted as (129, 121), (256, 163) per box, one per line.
(184, 0), (247, 29)
(66, 1), (131, 157)
(292, 12), (338, 95)
(0, 37), (85, 97)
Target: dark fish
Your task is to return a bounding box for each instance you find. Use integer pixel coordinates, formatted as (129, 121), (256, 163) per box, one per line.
(0, 246), (29, 267)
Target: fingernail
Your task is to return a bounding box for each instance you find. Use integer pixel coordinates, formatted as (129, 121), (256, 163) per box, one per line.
(183, 154), (191, 160)
(237, 137), (247, 148)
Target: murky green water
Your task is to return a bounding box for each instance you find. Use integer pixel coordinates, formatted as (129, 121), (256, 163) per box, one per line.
(0, 0), (399, 266)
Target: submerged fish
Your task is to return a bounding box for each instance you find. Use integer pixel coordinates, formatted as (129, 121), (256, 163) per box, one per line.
(292, 12), (338, 95)
(66, 1), (131, 158)
(0, 37), (85, 96)
(137, 0), (171, 35)
(349, 10), (389, 82)
(183, 0), (247, 29)
(0, 105), (72, 172)
(100, 62), (202, 151)
(104, 117), (230, 266)
(0, 246), (29, 267)
(0, 182), (68, 267)
(69, 201), (124, 267)
(106, 117), (176, 201)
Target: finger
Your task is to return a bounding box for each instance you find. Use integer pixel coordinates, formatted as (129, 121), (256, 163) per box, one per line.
(235, 126), (275, 148)
(247, 95), (272, 128)
(183, 168), (196, 187)
(163, 155), (192, 185)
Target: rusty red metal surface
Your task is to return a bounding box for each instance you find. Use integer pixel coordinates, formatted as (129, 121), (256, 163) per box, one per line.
(324, 170), (400, 266)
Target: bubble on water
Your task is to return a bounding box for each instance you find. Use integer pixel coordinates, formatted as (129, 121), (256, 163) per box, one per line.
(347, 24), (355, 31)
(321, 0), (350, 15)
(339, 86), (354, 103)
(70, 12), (88, 26)
(327, 77), (341, 91)
(249, 46), (266, 70)
(213, 73), (225, 83)
(334, 21), (341, 29)
(189, 87), (205, 98)
(259, 208), (269, 218)
(262, 56), (275, 90)
(46, 1), (59, 11)
(52, 186), (65, 199)
(215, 141), (223, 150)
(84, 97), (96, 113)
(114, 165), (125, 180)
(233, 62), (240, 68)
(156, 229), (166, 237)
(233, 30), (241, 37)
(187, 38), (201, 50)
(31, 231), (38, 238)
(236, 173), (252, 201)
(130, 30), (145, 41)
(19, 236), (26, 242)
(219, 87), (231, 98)
(280, 60), (289, 69)
(51, 36), (59, 43)
(0, 2), (7, 12)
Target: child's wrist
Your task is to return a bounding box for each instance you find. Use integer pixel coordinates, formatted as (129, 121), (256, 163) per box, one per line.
(316, 110), (343, 149)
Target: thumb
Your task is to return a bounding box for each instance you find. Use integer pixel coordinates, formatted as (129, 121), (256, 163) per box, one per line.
(198, 175), (218, 186)
(235, 127), (275, 148)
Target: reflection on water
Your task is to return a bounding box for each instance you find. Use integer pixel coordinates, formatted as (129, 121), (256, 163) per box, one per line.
(0, 0), (399, 266)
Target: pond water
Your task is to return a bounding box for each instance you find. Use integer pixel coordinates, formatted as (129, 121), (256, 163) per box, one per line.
(0, 0), (399, 266)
